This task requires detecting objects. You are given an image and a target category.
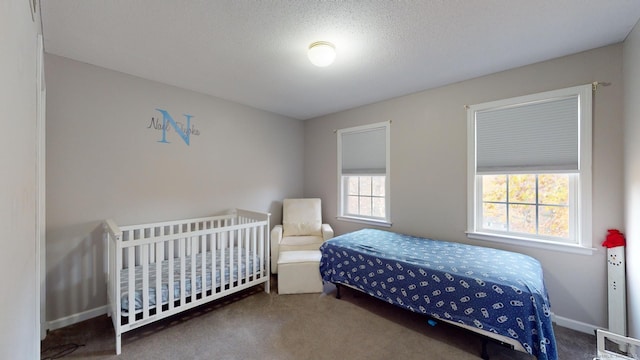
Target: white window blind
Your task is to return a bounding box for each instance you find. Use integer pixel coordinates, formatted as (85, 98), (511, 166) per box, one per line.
(341, 126), (387, 174)
(475, 95), (582, 174)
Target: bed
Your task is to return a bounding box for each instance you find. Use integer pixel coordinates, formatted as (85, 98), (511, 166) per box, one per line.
(103, 209), (270, 355)
(319, 228), (557, 360)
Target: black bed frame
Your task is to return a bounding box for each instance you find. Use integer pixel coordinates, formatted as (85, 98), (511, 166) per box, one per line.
(333, 283), (515, 360)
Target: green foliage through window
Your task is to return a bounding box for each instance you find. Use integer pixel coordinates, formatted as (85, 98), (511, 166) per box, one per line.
(481, 174), (570, 239)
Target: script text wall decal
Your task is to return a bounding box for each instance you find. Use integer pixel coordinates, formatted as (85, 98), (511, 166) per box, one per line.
(147, 108), (201, 146)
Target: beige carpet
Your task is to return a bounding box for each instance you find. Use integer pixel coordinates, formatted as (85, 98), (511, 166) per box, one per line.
(41, 279), (598, 360)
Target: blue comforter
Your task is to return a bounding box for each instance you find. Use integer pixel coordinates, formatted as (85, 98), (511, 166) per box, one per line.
(319, 229), (557, 360)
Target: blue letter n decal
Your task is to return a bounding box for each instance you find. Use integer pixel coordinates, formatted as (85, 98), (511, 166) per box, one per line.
(155, 108), (193, 145)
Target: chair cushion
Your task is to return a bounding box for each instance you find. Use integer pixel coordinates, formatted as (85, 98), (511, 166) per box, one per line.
(277, 250), (322, 265)
(279, 235), (324, 252)
(282, 198), (322, 236)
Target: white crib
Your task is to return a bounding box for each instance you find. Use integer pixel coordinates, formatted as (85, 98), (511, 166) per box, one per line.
(103, 209), (270, 355)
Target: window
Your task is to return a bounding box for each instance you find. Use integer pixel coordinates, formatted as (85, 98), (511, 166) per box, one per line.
(467, 85), (593, 253)
(481, 174), (575, 240)
(337, 121), (391, 226)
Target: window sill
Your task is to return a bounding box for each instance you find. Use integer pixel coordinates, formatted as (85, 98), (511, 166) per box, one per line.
(337, 216), (392, 228)
(466, 231), (597, 255)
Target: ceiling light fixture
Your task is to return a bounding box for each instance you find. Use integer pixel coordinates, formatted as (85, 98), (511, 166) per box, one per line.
(308, 41), (336, 67)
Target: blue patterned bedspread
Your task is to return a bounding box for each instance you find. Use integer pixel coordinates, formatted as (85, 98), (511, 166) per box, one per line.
(319, 229), (557, 360)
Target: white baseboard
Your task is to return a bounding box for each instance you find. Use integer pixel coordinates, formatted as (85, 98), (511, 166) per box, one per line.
(46, 305), (108, 332)
(553, 313), (601, 335)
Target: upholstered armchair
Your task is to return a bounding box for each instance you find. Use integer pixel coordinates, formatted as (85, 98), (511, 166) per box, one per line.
(271, 198), (334, 274)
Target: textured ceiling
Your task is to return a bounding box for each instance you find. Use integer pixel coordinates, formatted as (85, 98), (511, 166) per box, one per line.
(41, 1), (640, 120)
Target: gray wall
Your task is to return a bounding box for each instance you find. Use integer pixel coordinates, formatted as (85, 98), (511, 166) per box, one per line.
(624, 19), (640, 339)
(0, 0), (41, 358)
(304, 44), (625, 330)
(42, 31), (636, 335)
(45, 54), (304, 322)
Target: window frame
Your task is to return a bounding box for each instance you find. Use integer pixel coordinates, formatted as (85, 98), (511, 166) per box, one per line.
(466, 85), (594, 254)
(337, 121), (391, 227)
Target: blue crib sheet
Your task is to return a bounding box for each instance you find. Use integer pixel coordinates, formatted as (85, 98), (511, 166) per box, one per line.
(120, 251), (259, 314)
(319, 228), (557, 360)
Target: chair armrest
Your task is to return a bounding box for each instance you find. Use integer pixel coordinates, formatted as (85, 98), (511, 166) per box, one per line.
(321, 223), (334, 241)
(271, 225), (283, 274)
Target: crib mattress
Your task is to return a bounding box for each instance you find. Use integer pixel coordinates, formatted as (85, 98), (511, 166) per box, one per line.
(120, 251), (259, 314)
(319, 228), (557, 360)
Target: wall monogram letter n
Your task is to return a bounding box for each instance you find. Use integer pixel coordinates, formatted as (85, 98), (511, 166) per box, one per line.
(148, 108), (201, 146)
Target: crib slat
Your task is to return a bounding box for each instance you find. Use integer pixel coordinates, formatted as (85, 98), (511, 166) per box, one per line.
(251, 227), (257, 281)
(168, 239), (175, 311)
(190, 235), (197, 303)
(212, 233), (218, 293)
(258, 225), (264, 277)
(245, 228), (250, 283)
(179, 237), (186, 305)
(127, 246), (135, 325)
(221, 232), (226, 290)
(237, 228), (243, 284)
(142, 243), (149, 318)
(155, 240), (162, 316)
(200, 234), (207, 299)
(229, 229), (235, 290)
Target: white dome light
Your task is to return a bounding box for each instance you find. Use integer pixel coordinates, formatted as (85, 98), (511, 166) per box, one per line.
(308, 41), (336, 67)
